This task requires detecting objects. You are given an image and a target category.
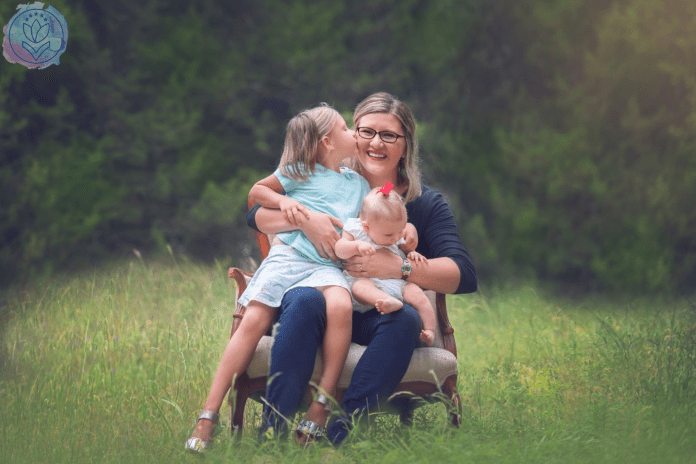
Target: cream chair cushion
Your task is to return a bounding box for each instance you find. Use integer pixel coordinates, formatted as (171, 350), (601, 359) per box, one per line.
(239, 275), (458, 389)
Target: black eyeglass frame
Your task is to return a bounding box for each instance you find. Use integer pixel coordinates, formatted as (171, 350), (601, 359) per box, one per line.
(356, 127), (405, 144)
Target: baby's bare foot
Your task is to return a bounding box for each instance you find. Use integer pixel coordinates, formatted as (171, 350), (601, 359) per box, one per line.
(375, 297), (403, 314)
(420, 329), (435, 346)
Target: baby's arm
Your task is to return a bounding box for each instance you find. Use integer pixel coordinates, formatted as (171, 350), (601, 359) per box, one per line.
(335, 231), (376, 260)
(250, 173), (310, 226)
(402, 282), (437, 346)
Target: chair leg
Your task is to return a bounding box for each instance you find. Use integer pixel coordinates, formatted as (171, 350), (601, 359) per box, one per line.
(443, 375), (462, 427)
(399, 401), (414, 427)
(229, 373), (250, 438)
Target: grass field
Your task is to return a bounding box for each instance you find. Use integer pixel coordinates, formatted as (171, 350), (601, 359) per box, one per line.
(1, 258), (694, 463)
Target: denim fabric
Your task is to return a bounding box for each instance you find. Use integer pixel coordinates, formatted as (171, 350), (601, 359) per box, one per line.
(257, 287), (421, 446)
(327, 304), (421, 444)
(259, 287), (326, 439)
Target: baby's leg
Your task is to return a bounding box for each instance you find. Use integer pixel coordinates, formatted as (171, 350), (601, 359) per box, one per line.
(297, 286), (352, 441)
(192, 302), (276, 442)
(402, 283), (437, 346)
(352, 278), (403, 314)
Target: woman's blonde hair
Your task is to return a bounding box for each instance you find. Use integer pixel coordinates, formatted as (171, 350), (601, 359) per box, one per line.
(279, 103), (339, 181)
(351, 92), (422, 203)
(360, 187), (407, 224)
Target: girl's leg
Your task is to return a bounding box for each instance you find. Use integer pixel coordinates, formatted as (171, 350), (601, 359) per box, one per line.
(190, 302), (276, 442)
(261, 288), (327, 438)
(402, 283), (436, 346)
(351, 278), (402, 314)
(326, 304), (421, 446)
(298, 286), (352, 440)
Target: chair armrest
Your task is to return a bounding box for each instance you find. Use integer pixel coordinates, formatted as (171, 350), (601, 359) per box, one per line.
(435, 292), (457, 358)
(229, 267), (254, 337)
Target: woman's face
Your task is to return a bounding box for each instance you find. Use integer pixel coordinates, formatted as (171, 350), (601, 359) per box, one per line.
(355, 113), (406, 180)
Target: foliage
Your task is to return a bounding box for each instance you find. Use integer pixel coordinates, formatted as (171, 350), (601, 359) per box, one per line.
(486, 0), (696, 291)
(1, 0), (694, 292)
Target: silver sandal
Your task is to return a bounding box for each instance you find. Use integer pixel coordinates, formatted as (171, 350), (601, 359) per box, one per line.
(294, 394), (331, 444)
(185, 410), (219, 454)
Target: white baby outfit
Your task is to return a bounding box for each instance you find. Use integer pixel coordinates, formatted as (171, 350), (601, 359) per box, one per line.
(342, 217), (407, 313)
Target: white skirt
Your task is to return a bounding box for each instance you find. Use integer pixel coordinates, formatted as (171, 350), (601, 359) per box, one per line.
(238, 244), (350, 308)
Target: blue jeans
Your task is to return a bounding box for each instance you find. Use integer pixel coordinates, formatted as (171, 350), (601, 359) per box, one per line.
(258, 286), (422, 445)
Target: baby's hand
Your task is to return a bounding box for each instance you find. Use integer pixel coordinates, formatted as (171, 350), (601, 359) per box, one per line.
(357, 241), (376, 256)
(407, 250), (427, 264)
(399, 223), (418, 252)
(420, 329), (435, 346)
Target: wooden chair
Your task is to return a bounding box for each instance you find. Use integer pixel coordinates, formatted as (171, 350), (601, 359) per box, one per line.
(226, 197), (463, 435)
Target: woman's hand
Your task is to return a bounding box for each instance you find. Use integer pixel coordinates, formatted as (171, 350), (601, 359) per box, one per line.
(342, 247), (401, 279)
(300, 210), (343, 261)
(278, 197), (310, 226)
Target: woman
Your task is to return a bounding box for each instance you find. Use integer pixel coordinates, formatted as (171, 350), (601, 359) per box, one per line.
(247, 92), (477, 445)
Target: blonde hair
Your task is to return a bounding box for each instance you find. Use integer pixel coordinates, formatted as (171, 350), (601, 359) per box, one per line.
(360, 187), (407, 224)
(350, 92), (422, 203)
(279, 103), (339, 181)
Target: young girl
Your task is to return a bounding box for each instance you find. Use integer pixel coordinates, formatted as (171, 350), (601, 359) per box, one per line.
(335, 186), (437, 345)
(185, 104), (370, 452)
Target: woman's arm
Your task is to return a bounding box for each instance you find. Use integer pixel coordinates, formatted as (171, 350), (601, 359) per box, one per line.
(343, 250), (461, 294)
(252, 205), (344, 261)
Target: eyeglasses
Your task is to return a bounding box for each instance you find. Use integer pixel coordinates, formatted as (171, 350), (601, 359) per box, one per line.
(356, 127), (405, 144)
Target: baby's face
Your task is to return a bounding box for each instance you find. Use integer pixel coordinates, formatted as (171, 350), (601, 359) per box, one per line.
(363, 217), (406, 247)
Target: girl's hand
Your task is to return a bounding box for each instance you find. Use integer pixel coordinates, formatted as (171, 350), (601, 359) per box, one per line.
(407, 250), (427, 264)
(357, 241), (376, 257)
(399, 223), (418, 252)
(301, 210), (343, 261)
(342, 248), (401, 279)
(278, 197), (310, 226)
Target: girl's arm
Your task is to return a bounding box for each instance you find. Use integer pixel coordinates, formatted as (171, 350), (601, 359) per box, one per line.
(250, 174), (310, 226)
(249, 178), (344, 260)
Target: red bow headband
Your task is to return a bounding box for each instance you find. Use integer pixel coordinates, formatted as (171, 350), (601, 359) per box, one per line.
(378, 181), (394, 195)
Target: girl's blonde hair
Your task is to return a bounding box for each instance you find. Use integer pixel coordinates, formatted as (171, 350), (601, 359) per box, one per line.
(350, 92), (422, 203)
(360, 187), (407, 224)
(279, 103), (339, 181)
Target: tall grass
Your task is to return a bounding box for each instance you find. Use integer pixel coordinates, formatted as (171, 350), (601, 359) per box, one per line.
(0, 259), (694, 463)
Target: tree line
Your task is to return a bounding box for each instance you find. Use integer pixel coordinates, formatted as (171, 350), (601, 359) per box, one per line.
(1, 0), (694, 292)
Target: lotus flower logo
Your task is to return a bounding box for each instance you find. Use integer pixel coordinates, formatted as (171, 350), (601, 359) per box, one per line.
(23, 15), (50, 59)
(2, 2), (68, 69)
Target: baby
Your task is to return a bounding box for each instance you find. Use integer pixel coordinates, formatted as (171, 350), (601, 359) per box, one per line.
(335, 186), (436, 345)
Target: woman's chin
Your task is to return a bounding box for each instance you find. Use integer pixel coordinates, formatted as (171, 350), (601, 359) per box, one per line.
(360, 158), (397, 176)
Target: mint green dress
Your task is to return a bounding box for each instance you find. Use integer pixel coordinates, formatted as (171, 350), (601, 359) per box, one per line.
(238, 165), (370, 308)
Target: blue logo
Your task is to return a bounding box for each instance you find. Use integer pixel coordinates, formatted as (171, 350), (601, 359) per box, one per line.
(2, 2), (68, 69)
